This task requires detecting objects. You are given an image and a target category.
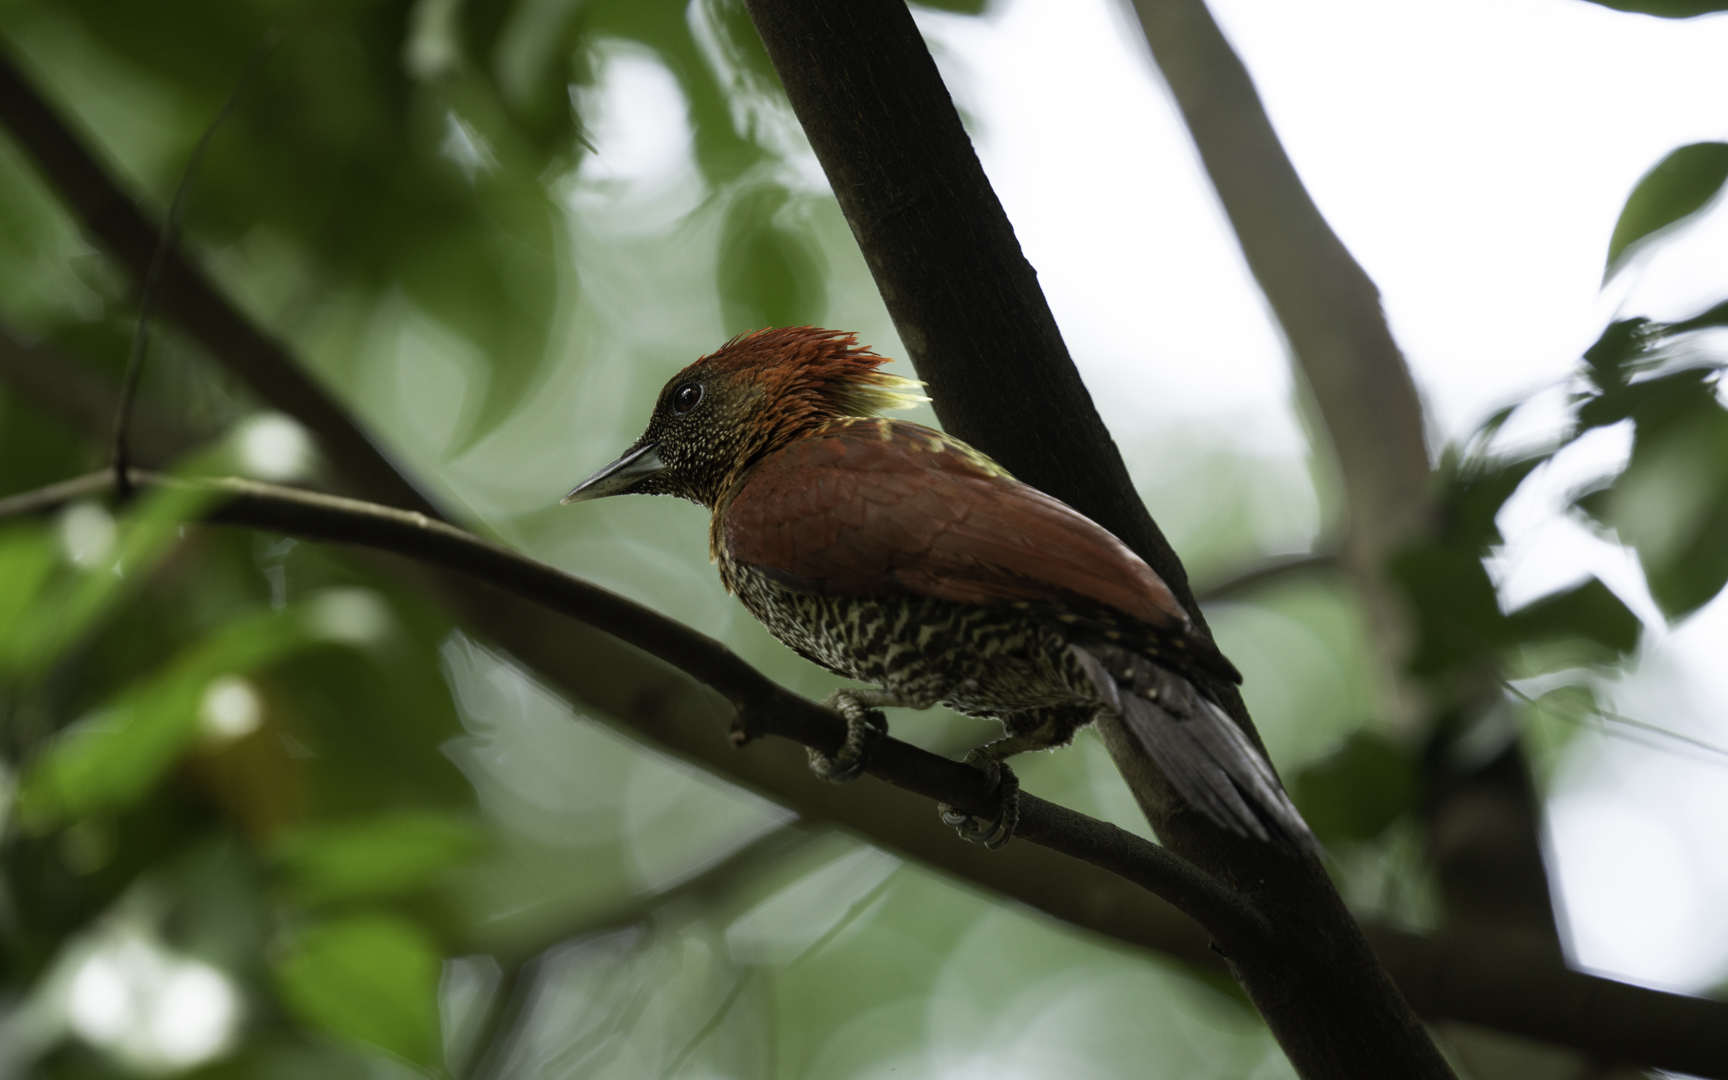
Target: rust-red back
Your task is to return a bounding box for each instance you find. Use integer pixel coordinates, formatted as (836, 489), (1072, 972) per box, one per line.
(722, 418), (1194, 634)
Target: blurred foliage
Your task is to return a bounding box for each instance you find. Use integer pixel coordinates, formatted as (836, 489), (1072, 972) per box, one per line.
(0, 0), (1725, 1077)
(1579, 0), (1728, 15)
(1604, 141), (1728, 280)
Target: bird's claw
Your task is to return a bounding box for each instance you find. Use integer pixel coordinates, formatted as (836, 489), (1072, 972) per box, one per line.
(808, 691), (888, 783)
(938, 751), (1020, 850)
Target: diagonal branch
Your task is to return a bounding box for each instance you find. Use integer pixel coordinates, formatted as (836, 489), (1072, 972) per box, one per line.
(0, 465), (1276, 956)
(3, 42), (1726, 1080)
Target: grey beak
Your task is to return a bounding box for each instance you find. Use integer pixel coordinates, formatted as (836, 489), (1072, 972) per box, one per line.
(562, 443), (666, 504)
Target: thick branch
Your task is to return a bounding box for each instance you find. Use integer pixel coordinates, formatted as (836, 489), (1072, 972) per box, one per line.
(740, 3), (1448, 1077)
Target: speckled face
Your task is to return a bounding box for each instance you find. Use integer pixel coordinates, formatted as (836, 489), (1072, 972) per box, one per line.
(565, 360), (766, 509)
(564, 327), (925, 511)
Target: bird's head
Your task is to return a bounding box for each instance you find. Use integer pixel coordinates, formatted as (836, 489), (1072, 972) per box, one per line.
(564, 327), (925, 509)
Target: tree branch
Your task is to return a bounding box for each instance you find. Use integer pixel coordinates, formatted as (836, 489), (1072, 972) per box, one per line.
(1194, 550), (1342, 604)
(3, 466), (1277, 956)
(0, 325), (208, 465)
(1125, 0), (1431, 584)
(461, 823), (823, 1080)
(5, 465), (1726, 1078)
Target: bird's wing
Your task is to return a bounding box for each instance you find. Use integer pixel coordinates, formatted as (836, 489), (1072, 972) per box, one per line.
(723, 420), (1226, 671)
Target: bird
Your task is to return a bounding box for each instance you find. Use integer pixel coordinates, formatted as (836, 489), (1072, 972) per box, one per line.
(565, 327), (1315, 852)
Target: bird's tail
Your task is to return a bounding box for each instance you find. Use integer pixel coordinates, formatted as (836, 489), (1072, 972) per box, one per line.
(1070, 644), (1319, 855)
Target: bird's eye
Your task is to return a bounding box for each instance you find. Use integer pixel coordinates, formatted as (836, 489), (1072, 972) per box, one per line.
(673, 383), (703, 414)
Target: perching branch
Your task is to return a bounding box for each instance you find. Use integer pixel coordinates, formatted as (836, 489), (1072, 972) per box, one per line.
(6, 466), (1277, 954)
(2, 442), (1726, 1080)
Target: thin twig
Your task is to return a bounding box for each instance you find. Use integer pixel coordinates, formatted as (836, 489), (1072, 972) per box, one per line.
(461, 824), (819, 1078)
(1194, 550), (1343, 604)
(111, 31), (280, 497)
(1505, 681), (1728, 766)
(658, 968), (755, 1080)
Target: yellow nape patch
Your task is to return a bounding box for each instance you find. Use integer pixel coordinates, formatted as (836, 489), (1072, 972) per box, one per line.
(835, 371), (929, 417)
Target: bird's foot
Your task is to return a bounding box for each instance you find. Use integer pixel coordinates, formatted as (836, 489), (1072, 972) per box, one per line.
(938, 750), (1020, 850)
(808, 690), (889, 783)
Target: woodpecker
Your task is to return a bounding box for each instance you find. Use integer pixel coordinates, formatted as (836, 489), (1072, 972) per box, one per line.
(566, 327), (1314, 851)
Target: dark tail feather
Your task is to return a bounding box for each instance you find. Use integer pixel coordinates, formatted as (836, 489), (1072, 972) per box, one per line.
(1071, 645), (1319, 855)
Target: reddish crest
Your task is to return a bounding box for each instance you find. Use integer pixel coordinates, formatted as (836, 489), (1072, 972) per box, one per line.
(699, 327), (926, 441)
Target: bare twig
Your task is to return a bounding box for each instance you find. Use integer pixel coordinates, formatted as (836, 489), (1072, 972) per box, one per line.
(0, 325), (209, 464)
(462, 824), (820, 1080)
(112, 32), (279, 498)
(1194, 550), (1342, 604)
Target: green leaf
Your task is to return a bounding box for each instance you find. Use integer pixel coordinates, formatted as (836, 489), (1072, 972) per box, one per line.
(274, 913), (443, 1067)
(0, 480), (221, 679)
(1664, 298), (1728, 337)
(276, 810), (486, 905)
(718, 184), (828, 333)
(1577, 0), (1728, 14)
(0, 523), (59, 651)
(1292, 732), (1418, 843)
(1583, 379), (1728, 620)
(16, 605), (318, 829)
(1505, 577), (1641, 657)
(1390, 543), (1506, 676)
(1605, 142), (1728, 279)
(1581, 318), (1653, 394)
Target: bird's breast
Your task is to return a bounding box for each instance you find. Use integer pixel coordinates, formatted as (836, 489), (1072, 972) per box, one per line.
(728, 563), (1098, 717)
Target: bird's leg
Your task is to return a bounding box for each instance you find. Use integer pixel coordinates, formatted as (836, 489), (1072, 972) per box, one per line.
(938, 708), (1088, 849)
(937, 733), (1048, 850)
(808, 688), (900, 783)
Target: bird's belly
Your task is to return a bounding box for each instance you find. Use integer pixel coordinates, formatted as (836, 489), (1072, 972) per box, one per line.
(732, 569), (1097, 717)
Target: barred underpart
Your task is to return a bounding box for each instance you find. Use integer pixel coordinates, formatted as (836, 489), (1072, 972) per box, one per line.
(734, 566), (1316, 851)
